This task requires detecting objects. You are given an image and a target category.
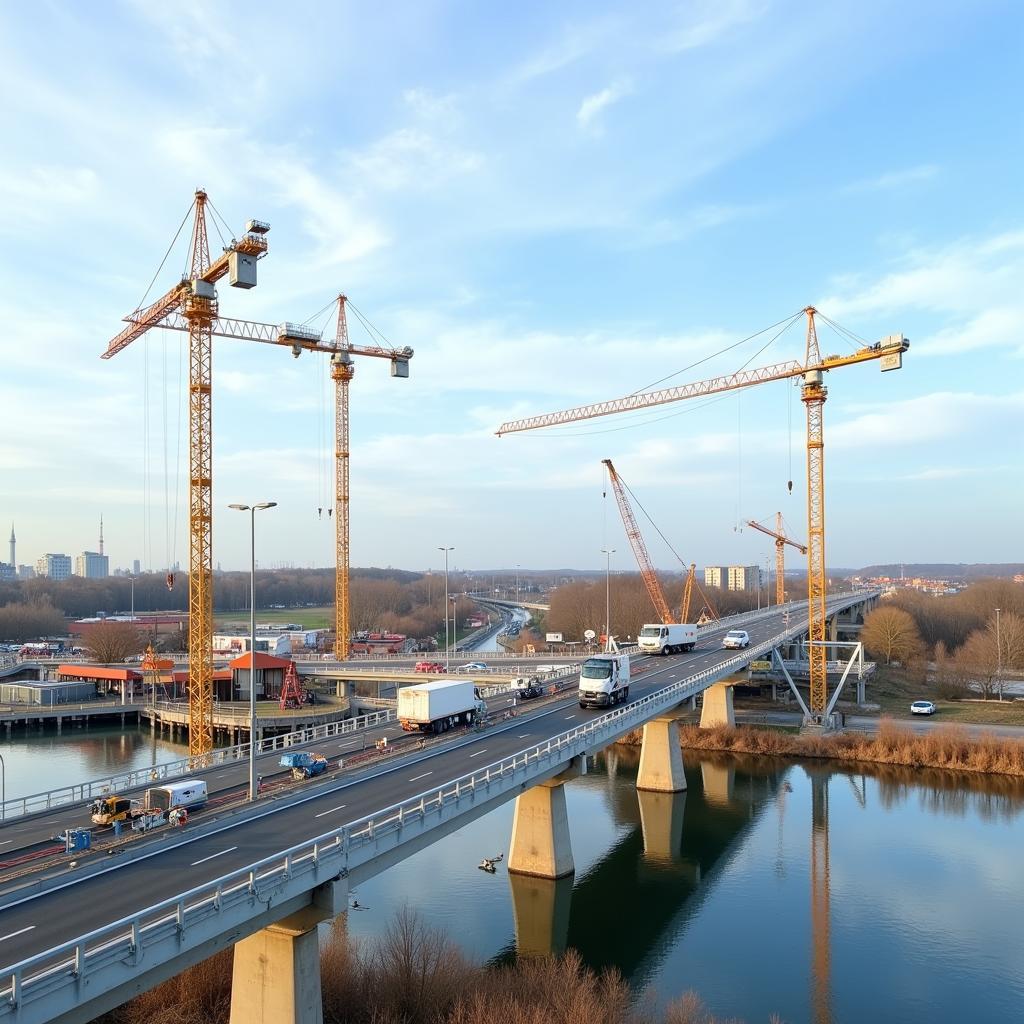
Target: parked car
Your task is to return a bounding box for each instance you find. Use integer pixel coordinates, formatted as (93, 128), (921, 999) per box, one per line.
(721, 630), (750, 650)
(415, 661), (446, 673)
(910, 700), (936, 715)
(457, 661), (488, 673)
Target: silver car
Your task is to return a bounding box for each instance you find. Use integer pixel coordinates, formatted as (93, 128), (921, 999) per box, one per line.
(910, 700), (936, 715)
(722, 630), (750, 650)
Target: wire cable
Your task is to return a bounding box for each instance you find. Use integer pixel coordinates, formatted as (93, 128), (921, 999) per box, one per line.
(135, 199), (195, 313)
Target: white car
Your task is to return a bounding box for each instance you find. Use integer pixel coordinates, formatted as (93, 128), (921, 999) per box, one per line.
(722, 630), (750, 650)
(457, 661), (488, 673)
(910, 700), (936, 715)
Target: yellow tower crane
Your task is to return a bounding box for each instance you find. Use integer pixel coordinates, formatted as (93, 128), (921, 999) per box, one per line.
(104, 190), (269, 757)
(498, 307), (908, 721)
(143, 297), (412, 664)
(747, 513), (807, 606)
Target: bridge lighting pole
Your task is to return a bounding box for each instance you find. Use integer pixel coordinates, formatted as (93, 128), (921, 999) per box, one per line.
(230, 501), (278, 801)
(516, 564), (520, 606)
(601, 548), (615, 650)
(439, 546), (454, 671)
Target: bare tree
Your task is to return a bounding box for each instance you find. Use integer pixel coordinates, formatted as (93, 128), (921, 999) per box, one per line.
(85, 621), (144, 664)
(955, 629), (1000, 699)
(861, 605), (923, 666)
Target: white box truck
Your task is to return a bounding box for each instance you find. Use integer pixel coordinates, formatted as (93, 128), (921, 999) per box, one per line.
(578, 653), (631, 709)
(637, 623), (698, 655)
(398, 680), (486, 734)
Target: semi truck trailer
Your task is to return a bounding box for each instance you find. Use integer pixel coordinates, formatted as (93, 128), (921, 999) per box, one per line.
(637, 622), (698, 655)
(398, 680), (487, 733)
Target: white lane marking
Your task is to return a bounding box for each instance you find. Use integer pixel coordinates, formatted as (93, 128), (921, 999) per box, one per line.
(0, 926), (34, 943)
(338, 741), (360, 749)
(314, 803), (347, 819)
(518, 734), (530, 738)
(0, 840), (13, 847)
(469, 749), (488, 758)
(191, 846), (238, 867)
(564, 715), (576, 720)
(409, 772), (432, 782)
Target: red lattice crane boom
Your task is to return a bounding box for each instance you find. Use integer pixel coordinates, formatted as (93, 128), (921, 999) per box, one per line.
(602, 459), (673, 624)
(747, 513), (807, 606)
(502, 309), (908, 720)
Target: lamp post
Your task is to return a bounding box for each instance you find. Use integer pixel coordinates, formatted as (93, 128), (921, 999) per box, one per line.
(129, 576), (136, 624)
(0, 752), (5, 819)
(516, 564), (520, 606)
(601, 548), (615, 650)
(229, 501), (278, 801)
(995, 607), (1002, 701)
(438, 547), (453, 671)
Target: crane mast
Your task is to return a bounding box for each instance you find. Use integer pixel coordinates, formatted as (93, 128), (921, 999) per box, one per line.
(104, 190), (269, 758)
(602, 459), (673, 624)
(680, 563), (696, 621)
(746, 513), (807, 606)
(501, 308), (908, 722)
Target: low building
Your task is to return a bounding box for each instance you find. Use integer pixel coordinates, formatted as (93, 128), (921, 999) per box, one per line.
(230, 652), (291, 700)
(213, 633), (291, 657)
(17, 565), (35, 579)
(0, 680), (98, 705)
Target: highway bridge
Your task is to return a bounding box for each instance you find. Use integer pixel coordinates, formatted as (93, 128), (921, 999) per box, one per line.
(0, 591), (875, 1024)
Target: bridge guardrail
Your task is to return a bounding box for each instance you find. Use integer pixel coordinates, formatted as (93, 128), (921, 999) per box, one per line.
(0, 621), (815, 1019)
(0, 709), (396, 823)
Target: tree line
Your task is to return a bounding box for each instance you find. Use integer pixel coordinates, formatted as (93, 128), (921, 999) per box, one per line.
(860, 580), (1024, 698)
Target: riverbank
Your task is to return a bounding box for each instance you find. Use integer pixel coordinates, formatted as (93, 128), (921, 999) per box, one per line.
(93, 910), (740, 1024)
(621, 720), (1024, 777)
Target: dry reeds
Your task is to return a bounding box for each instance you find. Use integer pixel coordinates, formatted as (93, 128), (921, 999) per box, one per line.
(95, 908), (746, 1024)
(618, 721), (1024, 778)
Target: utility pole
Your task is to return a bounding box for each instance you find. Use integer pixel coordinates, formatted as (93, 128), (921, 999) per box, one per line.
(601, 548), (615, 651)
(438, 546), (454, 671)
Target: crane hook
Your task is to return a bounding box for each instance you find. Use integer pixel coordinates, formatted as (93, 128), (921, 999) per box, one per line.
(166, 572), (175, 591)
(787, 480), (793, 494)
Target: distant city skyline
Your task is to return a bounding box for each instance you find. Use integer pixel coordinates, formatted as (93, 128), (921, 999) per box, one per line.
(2, 3), (1022, 572)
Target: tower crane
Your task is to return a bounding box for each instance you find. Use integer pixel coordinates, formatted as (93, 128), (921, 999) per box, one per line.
(148, 297), (412, 662)
(499, 308), (908, 721)
(747, 513), (807, 606)
(103, 190), (270, 758)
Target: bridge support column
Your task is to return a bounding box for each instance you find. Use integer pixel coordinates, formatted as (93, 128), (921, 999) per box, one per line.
(636, 716), (687, 792)
(508, 756), (585, 879)
(229, 879), (347, 1024)
(699, 682), (736, 728)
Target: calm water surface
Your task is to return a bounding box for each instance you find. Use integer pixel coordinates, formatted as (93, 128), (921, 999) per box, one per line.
(5, 725), (1022, 1023)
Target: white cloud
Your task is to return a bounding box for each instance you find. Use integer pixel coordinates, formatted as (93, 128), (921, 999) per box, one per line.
(842, 164), (939, 193)
(577, 78), (633, 131)
(657, 0), (768, 52)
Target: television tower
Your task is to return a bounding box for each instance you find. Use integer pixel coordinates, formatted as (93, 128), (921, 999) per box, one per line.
(8, 523), (14, 566)
(99, 514), (104, 555)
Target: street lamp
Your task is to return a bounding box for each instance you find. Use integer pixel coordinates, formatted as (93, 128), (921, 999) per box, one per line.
(601, 548), (615, 651)
(438, 546), (454, 671)
(516, 564), (520, 606)
(128, 575), (136, 624)
(995, 607), (1002, 701)
(229, 501), (278, 801)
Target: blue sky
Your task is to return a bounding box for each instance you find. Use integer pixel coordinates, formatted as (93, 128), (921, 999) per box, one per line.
(2, 1), (1022, 575)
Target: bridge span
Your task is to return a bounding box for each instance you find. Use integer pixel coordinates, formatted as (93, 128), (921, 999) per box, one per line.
(0, 592), (875, 1024)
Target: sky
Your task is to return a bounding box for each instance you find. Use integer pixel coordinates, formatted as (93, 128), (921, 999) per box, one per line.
(1, 1), (1022, 575)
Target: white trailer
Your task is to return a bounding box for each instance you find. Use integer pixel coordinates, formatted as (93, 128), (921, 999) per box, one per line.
(144, 779), (208, 812)
(637, 623), (698, 655)
(398, 680), (486, 734)
(578, 653), (631, 709)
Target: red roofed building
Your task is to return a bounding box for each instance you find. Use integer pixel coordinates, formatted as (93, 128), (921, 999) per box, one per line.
(230, 653), (291, 700)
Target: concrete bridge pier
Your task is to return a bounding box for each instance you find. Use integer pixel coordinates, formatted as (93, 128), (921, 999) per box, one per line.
(508, 756), (586, 879)
(699, 680), (737, 728)
(229, 878), (347, 1024)
(508, 872), (573, 956)
(636, 716), (687, 792)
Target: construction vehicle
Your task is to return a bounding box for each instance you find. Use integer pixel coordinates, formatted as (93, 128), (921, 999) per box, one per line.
(637, 622), (697, 656)
(578, 652), (631, 708)
(89, 796), (135, 826)
(144, 779), (208, 812)
(500, 309), (908, 721)
(280, 751), (329, 780)
(397, 680), (486, 733)
(512, 675), (544, 699)
(747, 513), (807, 606)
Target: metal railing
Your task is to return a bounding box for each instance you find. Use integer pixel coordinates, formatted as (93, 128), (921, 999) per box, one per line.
(0, 630), (791, 1022)
(0, 709), (396, 822)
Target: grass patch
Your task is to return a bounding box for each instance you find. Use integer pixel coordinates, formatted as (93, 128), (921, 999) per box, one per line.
(869, 665), (1024, 726)
(215, 605), (334, 630)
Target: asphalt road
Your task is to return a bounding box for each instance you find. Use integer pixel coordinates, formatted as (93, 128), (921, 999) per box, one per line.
(737, 709), (1024, 739)
(0, 599), (857, 969)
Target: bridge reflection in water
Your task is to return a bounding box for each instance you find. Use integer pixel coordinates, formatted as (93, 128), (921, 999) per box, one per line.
(493, 743), (785, 990)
